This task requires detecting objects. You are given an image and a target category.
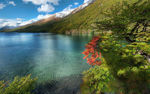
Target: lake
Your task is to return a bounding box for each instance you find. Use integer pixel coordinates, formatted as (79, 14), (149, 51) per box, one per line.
(0, 33), (92, 94)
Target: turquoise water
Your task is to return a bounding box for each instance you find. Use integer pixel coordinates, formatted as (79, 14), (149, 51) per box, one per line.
(0, 33), (92, 94)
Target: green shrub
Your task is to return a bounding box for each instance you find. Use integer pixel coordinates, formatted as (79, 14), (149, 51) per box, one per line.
(83, 0), (150, 93)
(83, 65), (116, 94)
(0, 75), (37, 94)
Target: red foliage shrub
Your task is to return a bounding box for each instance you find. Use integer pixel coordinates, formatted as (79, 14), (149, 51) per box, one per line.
(82, 36), (102, 66)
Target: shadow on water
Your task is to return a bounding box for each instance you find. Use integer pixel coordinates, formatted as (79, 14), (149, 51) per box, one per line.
(35, 74), (83, 94)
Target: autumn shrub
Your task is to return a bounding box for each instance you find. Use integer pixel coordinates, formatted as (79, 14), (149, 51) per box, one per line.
(82, 0), (150, 94)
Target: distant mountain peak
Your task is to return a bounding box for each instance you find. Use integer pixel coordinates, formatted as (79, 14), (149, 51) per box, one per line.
(0, 26), (16, 31)
(56, 0), (95, 18)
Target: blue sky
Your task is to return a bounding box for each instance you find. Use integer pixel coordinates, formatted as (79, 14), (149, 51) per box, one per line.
(0, 0), (91, 28)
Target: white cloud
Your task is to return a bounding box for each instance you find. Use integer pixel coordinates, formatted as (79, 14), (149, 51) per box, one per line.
(0, 1), (16, 10)
(23, 0), (59, 5)
(84, 0), (88, 3)
(84, 0), (93, 4)
(0, 19), (19, 28)
(37, 3), (54, 13)
(0, 19), (4, 22)
(0, 3), (6, 10)
(0, 14), (53, 28)
(0, 0), (94, 28)
(0, 4), (74, 28)
(37, 14), (52, 20)
(56, 0), (94, 18)
(63, 5), (73, 11)
(19, 19), (37, 26)
(56, 5), (74, 18)
(16, 18), (23, 21)
(23, 0), (59, 13)
(8, 1), (16, 6)
(19, 14), (52, 26)
(0, 18), (37, 28)
(74, 2), (79, 5)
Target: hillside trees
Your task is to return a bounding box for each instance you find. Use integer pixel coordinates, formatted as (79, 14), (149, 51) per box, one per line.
(83, 0), (150, 94)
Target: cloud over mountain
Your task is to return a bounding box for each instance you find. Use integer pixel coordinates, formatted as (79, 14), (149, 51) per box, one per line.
(8, 1), (16, 6)
(37, 3), (54, 13)
(23, 0), (59, 13)
(0, 1), (16, 10)
(0, 14), (53, 28)
(0, 0), (94, 28)
(0, 3), (6, 10)
(23, 0), (59, 5)
(56, 5), (74, 18)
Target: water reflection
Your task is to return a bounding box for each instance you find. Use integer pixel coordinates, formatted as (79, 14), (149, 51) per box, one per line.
(0, 33), (92, 93)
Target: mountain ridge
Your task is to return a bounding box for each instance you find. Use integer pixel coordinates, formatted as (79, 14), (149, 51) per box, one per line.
(4, 0), (122, 34)
(2, 0), (97, 33)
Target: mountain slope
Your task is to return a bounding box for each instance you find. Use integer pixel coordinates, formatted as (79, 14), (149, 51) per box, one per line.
(0, 26), (16, 31)
(8, 0), (132, 33)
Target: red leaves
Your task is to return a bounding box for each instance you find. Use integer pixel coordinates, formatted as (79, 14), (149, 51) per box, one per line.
(82, 36), (102, 66)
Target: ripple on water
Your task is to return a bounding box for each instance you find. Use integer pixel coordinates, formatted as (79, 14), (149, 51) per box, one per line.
(0, 33), (92, 94)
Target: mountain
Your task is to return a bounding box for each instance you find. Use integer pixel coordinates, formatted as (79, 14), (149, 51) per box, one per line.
(7, 0), (125, 34)
(32, 15), (60, 25)
(71, 0), (95, 14)
(0, 26), (16, 31)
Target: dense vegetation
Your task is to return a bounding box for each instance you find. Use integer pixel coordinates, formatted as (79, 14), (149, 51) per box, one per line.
(82, 0), (150, 94)
(0, 75), (36, 94)
(2, 0), (150, 94)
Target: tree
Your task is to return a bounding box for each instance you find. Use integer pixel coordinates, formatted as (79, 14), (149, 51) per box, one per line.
(83, 0), (150, 94)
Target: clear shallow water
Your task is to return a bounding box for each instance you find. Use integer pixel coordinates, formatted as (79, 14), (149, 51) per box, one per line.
(0, 33), (92, 94)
